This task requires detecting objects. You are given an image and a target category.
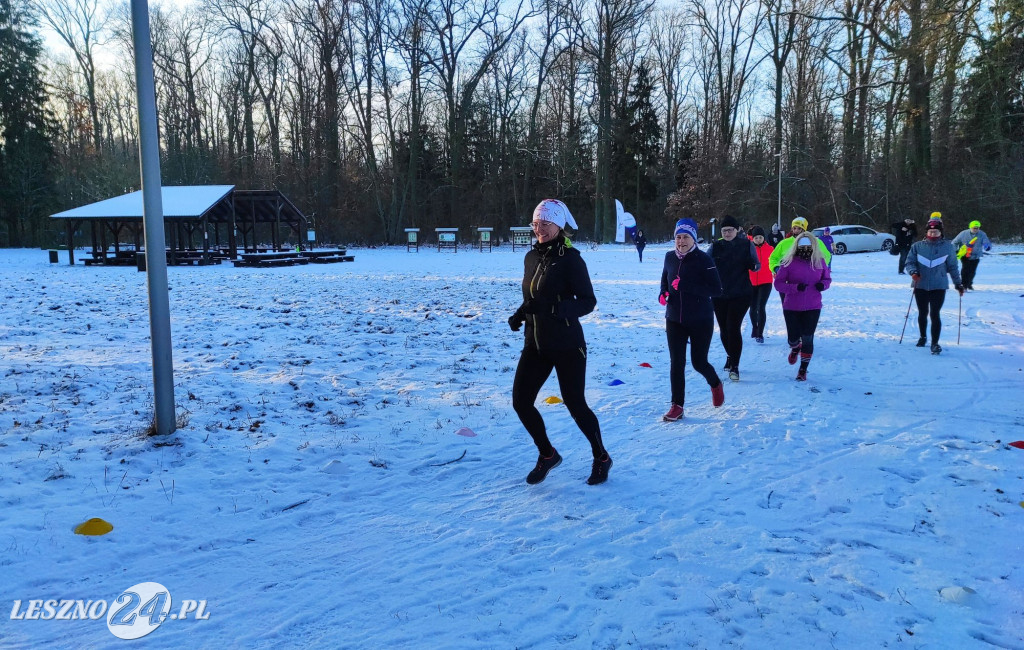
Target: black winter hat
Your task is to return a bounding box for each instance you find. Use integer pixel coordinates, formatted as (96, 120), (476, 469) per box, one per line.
(720, 215), (740, 229)
(749, 226), (765, 237)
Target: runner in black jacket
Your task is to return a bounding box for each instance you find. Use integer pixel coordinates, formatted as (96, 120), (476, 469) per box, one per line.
(659, 218), (726, 422)
(508, 199), (611, 486)
(709, 215), (759, 380)
(891, 217), (917, 274)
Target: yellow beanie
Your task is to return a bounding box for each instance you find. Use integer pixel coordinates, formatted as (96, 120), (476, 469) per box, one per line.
(930, 211), (942, 220)
(791, 217), (808, 230)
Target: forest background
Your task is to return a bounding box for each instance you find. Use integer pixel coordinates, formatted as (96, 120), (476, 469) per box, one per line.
(0, 0), (1021, 246)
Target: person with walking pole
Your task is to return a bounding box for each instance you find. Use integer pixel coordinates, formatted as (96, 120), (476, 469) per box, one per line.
(903, 217), (965, 355)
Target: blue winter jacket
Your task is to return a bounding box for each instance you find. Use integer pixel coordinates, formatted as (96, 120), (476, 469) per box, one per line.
(904, 238), (962, 290)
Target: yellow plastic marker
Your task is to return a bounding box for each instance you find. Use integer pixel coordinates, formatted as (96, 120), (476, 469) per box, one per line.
(74, 518), (113, 536)
(544, 396), (563, 404)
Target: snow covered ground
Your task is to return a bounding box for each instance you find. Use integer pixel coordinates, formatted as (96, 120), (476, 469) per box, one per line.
(1, 242), (1022, 649)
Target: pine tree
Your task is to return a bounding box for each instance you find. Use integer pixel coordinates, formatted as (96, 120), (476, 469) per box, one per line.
(0, 0), (56, 247)
(610, 61), (662, 214)
(958, 0), (1024, 162)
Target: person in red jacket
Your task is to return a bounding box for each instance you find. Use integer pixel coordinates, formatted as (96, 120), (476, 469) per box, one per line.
(747, 226), (774, 343)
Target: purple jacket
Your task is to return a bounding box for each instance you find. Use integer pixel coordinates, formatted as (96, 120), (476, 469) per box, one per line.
(773, 258), (831, 311)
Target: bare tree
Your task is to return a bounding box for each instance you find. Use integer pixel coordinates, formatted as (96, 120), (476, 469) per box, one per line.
(421, 0), (534, 219)
(39, 0), (111, 154)
(650, 8), (692, 168)
(285, 0), (347, 223)
(572, 0), (655, 240)
(213, 0), (285, 182)
(690, 0), (767, 160)
(520, 0), (572, 213)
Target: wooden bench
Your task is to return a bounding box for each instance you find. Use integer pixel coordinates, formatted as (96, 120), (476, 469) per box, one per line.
(307, 255), (354, 264)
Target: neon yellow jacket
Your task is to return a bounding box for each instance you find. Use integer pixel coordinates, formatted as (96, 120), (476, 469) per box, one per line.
(769, 236), (832, 274)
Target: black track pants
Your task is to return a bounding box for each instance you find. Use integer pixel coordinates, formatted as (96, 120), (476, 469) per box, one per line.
(749, 284), (772, 338)
(713, 295), (751, 369)
(512, 345), (605, 458)
(782, 308), (821, 355)
(960, 258), (980, 287)
(666, 319), (720, 406)
(914, 288), (946, 344)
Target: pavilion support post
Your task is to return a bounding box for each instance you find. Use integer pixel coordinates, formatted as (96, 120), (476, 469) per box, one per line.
(131, 0), (176, 436)
(111, 221), (122, 254)
(229, 194), (237, 258)
(272, 197), (281, 251)
(202, 215), (210, 261)
(251, 199), (257, 251)
(66, 221), (75, 265)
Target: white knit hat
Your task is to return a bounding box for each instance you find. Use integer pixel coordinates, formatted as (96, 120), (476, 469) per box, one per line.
(533, 199), (578, 230)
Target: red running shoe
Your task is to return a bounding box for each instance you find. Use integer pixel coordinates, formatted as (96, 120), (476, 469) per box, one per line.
(796, 369), (807, 381)
(788, 343), (802, 365)
(711, 382), (725, 407)
(663, 404), (684, 422)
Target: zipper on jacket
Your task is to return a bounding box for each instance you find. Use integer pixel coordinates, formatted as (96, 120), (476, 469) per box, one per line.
(529, 251), (547, 349)
(676, 257), (684, 321)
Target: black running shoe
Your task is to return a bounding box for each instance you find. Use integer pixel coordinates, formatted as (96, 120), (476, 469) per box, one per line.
(586, 454), (612, 485)
(916, 337), (927, 347)
(931, 344), (942, 355)
(526, 450), (562, 484)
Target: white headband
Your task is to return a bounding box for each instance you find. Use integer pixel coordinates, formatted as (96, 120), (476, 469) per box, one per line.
(533, 199), (578, 230)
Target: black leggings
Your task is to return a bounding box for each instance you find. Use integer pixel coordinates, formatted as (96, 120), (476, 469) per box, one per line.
(713, 295), (751, 368)
(914, 289), (946, 343)
(512, 345), (605, 458)
(782, 309), (821, 355)
(666, 319), (720, 406)
(961, 258), (980, 287)
(748, 284), (772, 338)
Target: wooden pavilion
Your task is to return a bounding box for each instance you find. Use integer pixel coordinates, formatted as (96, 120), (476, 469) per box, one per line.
(50, 186), (310, 265)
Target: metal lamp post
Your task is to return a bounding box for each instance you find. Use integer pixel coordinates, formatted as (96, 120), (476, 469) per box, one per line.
(775, 152), (783, 231)
(131, 0), (176, 435)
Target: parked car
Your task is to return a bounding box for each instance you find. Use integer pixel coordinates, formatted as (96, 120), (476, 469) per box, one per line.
(813, 225), (895, 255)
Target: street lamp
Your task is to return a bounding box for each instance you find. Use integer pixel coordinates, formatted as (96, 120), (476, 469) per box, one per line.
(775, 152), (783, 231)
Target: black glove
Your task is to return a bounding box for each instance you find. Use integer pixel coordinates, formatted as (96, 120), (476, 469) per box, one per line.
(522, 299), (552, 315)
(796, 283), (807, 292)
(814, 282), (825, 291)
(955, 283), (965, 296)
(508, 314), (522, 331)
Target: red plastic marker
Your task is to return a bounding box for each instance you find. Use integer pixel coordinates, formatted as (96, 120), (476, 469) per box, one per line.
(639, 362), (652, 368)
(1009, 441), (1024, 449)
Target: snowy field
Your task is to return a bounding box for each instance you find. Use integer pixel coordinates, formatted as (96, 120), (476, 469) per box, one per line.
(1, 242), (1023, 649)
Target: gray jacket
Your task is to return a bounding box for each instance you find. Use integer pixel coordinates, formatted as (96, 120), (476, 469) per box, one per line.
(951, 229), (993, 260)
(905, 239), (961, 290)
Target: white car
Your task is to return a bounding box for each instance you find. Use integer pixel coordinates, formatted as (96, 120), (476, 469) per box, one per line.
(813, 225), (895, 255)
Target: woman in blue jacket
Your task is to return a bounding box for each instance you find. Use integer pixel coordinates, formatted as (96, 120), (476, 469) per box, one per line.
(659, 218), (725, 421)
(904, 218), (964, 354)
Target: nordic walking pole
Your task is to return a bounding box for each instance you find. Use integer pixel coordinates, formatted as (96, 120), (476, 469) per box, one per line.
(899, 281), (916, 344)
(958, 291), (962, 344)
